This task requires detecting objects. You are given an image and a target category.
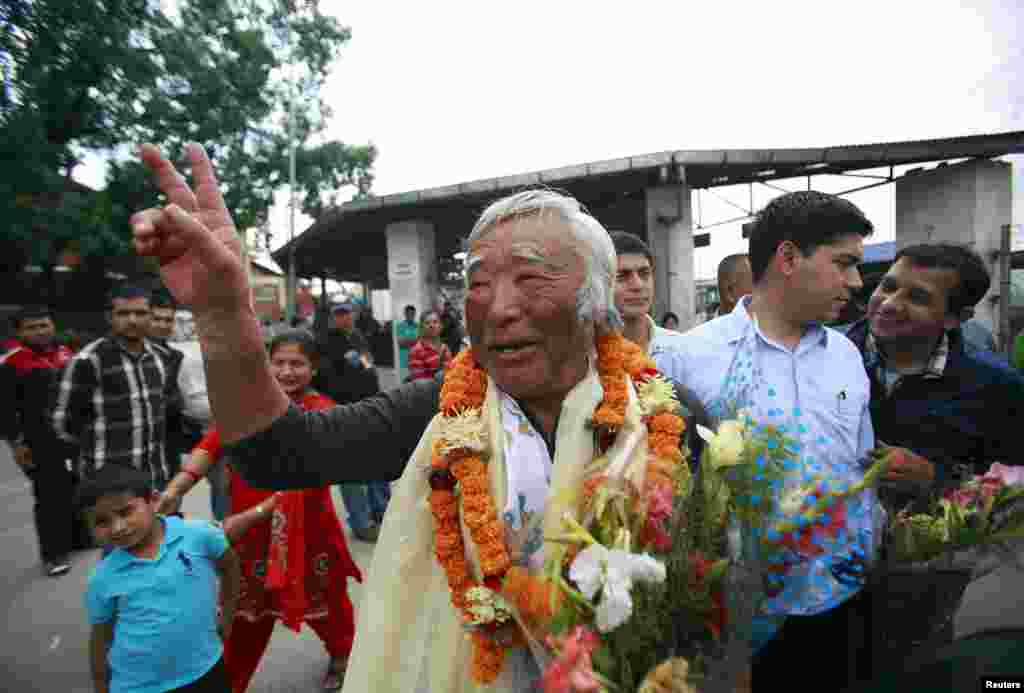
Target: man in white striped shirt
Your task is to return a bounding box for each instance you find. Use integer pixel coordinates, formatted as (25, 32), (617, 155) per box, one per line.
(52, 284), (171, 490)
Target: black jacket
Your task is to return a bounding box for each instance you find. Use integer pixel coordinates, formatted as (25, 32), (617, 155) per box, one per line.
(315, 328), (379, 404)
(226, 378), (708, 491)
(845, 319), (1024, 490)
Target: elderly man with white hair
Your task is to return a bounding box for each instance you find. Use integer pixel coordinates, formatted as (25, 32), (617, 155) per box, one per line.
(131, 143), (711, 692)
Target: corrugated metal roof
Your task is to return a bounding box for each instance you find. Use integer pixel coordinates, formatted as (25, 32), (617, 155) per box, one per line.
(275, 130), (1024, 281)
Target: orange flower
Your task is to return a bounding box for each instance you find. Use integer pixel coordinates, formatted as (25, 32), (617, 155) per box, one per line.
(649, 412), (685, 435)
(479, 548), (511, 576)
(471, 631), (505, 684)
(430, 490), (459, 521)
(503, 566), (563, 625)
(459, 472), (491, 496)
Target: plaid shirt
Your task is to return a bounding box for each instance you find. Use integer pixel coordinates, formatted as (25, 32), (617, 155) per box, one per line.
(52, 336), (170, 487)
(864, 331), (949, 396)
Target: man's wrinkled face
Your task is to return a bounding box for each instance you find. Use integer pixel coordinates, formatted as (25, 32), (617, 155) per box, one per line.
(110, 297), (151, 343)
(614, 253), (654, 321)
(465, 215), (591, 406)
(149, 307), (175, 341)
(785, 234), (864, 323)
(15, 317), (56, 349)
(867, 257), (960, 341)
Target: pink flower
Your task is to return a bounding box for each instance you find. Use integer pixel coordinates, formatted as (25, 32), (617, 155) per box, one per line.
(542, 626), (602, 693)
(646, 482), (674, 523)
(984, 463), (1024, 488)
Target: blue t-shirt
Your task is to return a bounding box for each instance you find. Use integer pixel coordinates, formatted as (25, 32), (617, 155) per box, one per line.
(85, 515), (230, 693)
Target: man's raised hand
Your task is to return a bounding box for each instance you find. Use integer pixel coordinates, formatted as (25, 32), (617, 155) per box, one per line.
(132, 143), (250, 315)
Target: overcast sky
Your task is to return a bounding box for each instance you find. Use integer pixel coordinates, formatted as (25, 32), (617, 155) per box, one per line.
(78, 0), (1023, 280)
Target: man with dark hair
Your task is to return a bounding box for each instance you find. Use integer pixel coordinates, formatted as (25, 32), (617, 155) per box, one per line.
(1, 306), (78, 575)
(439, 300), (464, 357)
(148, 292), (187, 483)
(674, 190), (878, 688)
(52, 283), (173, 490)
(609, 231), (691, 373)
(715, 253), (753, 317)
(844, 243), (1024, 507)
(316, 303), (390, 542)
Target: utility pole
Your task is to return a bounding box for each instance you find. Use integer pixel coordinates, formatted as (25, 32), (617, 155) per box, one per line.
(284, 10), (299, 324)
(998, 223), (1012, 355)
(286, 90), (297, 323)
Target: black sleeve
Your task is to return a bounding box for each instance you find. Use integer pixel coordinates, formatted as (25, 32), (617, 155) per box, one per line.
(223, 378), (442, 490)
(673, 381), (710, 469)
(0, 362), (23, 442)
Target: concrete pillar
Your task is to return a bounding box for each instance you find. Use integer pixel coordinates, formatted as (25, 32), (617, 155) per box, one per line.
(645, 183), (695, 331)
(386, 219), (437, 368)
(895, 159), (1013, 341)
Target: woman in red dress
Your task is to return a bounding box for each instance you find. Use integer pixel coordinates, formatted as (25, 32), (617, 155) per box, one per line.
(158, 330), (361, 691)
(406, 310), (452, 381)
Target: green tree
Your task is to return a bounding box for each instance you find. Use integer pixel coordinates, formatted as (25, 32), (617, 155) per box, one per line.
(1, 0), (375, 269)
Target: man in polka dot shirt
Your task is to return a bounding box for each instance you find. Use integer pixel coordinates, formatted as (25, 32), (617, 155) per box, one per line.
(677, 191), (879, 689)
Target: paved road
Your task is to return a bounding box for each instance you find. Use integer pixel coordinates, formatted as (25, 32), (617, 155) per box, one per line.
(0, 443), (381, 693)
(0, 369), (399, 693)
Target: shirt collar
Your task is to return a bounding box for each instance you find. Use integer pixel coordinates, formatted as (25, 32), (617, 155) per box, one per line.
(110, 515), (184, 571)
(725, 296), (829, 349)
(107, 335), (158, 360)
(864, 330), (949, 379)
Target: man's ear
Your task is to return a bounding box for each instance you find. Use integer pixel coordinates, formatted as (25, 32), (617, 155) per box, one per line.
(775, 241), (800, 278)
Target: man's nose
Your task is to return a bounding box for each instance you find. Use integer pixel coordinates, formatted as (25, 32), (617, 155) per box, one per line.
(488, 277), (525, 323)
(845, 266), (863, 290)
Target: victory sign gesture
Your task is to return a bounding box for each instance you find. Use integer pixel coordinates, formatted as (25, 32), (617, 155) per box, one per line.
(133, 143), (290, 444)
(132, 143), (250, 315)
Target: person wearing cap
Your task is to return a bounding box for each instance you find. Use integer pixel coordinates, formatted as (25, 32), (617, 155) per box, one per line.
(315, 303), (391, 542)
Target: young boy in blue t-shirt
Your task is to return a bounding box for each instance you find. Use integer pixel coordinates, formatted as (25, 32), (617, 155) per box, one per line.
(77, 465), (241, 693)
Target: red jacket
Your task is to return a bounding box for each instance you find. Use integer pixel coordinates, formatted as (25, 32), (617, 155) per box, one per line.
(1, 343), (74, 447)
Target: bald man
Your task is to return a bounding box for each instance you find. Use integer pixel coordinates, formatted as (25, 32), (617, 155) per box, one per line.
(716, 253), (754, 317)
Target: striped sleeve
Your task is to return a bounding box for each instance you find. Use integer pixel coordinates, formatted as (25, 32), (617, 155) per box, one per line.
(51, 353), (97, 444)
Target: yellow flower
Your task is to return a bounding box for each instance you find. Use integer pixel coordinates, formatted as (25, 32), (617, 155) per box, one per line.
(438, 408), (488, 455)
(696, 420), (746, 469)
(636, 375), (680, 416)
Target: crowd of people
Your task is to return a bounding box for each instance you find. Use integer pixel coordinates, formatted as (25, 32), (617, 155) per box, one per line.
(2, 138), (1022, 692)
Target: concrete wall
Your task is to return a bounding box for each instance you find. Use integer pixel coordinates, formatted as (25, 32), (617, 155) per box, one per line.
(646, 184), (696, 331)
(386, 220), (437, 366)
(895, 159), (1013, 341)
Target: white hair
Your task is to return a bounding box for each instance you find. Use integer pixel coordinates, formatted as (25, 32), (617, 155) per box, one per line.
(464, 188), (623, 332)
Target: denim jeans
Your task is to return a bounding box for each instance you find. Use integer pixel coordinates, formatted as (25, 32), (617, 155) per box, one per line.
(339, 482), (391, 532)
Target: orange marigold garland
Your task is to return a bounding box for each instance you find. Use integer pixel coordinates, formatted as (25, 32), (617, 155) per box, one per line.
(429, 335), (688, 684)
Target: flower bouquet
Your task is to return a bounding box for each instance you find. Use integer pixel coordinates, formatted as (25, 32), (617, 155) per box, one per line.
(869, 460), (1024, 675)
(505, 398), (890, 693)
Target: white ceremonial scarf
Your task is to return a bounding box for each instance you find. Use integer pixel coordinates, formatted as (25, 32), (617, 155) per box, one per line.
(341, 363), (650, 692)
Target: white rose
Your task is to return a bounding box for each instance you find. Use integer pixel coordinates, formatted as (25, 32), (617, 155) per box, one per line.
(697, 420), (746, 469)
